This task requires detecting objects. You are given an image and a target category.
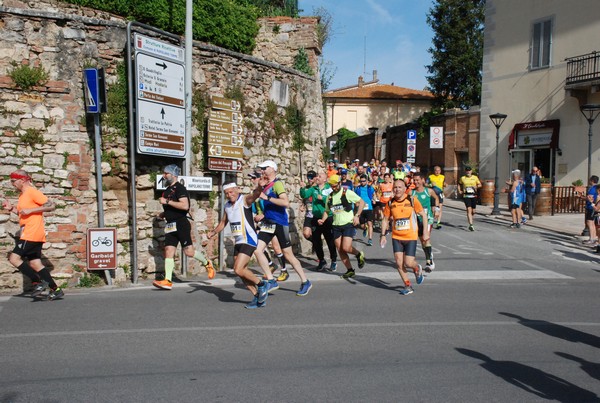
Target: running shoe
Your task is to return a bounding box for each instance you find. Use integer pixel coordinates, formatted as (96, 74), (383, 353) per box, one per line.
(328, 261), (337, 272)
(521, 217), (527, 225)
(516, 223), (521, 229)
(48, 287), (64, 300)
(415, 264), (424, 285)
(313, 260), (327, 271)
(424, 260), (435, 273)
(205, 260), (215, 280)
(510, 223), (517, 229)
(267, 279), (279, 292)
(296, 280), (312, 296)
(257, 281), (268, 304)
(357, 251), (366, 269)
(468, 224), (475, 231)
(31, 280), (49, 297)
(363, 229), (367, 238)
(434, 222), (442, 229)
(152, 279), (172, 290)
(277, 270), (289, 282)
(399, 285), (414, 295)
(245, 295), (265, 309)
(367, 239), (373, 246)
(341, 270), (355, 279)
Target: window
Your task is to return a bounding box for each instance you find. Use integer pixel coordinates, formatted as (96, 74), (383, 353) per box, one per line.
(531, 18), (552, 69)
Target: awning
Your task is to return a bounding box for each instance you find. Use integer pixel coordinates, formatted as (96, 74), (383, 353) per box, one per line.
(508, 119), (560, 150)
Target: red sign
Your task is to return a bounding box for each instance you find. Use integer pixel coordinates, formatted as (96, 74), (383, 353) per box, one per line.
(208, 157), (243, 172)
(87, 228), (117, 270)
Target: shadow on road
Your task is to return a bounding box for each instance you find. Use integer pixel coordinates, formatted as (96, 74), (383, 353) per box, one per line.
(555, 352), (600, 382)
(456, 348), (599, 401)
(499, 312), (600, 349)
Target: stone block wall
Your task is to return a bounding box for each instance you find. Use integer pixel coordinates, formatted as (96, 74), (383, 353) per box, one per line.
(0, 0), (325, 292)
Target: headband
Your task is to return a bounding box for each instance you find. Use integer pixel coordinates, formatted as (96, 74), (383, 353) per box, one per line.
(10, 172), (30, 181)
(223, 182), (237, 190)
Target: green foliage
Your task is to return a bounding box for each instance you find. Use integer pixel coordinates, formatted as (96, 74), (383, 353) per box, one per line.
(414, 107), (443, 138)
(311, 6), (332, 49)
(8, 61), (49, 90)
(426, 0), (484, 110)
(62, 152), (70, 169)
(572, 179), (584, 186)
(19, 128), (45, 147)
(78, 272), (104, 287)
(319, 57), (336, 93)
(285, 102), (306, 151)
(192, 90), (209, 155)
(293, 48), (314, 76)
(102, 62), (128, 138)
(235, 0), (299, 17)
(331, 127), (357, 154)
(322, 144), (331, 162)
(224, 84), (246, 112)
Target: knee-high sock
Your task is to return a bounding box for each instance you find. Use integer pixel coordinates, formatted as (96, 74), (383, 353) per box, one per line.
(38, 267), (57, 289)
(193, 250), (208, 265)
(264, 250), (273, 267)
(277, 253), (286, 270)
(424, 246), (432, 262)
(18, 262), (41, 283)
(165, 258), (175, 281)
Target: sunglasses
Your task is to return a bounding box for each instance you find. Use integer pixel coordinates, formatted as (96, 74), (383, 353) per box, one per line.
(360, 180), (367, 183)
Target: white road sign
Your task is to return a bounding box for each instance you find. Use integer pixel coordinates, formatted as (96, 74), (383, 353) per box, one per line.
(430, 126), (444, 149)
(136, 53), (185, 108)
(156, 175), (212, 192)
(137, 101), (185, 156)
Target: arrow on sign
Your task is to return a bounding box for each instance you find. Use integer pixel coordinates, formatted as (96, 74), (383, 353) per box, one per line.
(156, 62), (167, 70)
(231, 135), (243, 146)
(160, 108), (165, 119)
(97, 264), (107, 268)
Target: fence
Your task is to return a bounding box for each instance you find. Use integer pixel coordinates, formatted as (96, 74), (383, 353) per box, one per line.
(565, 51), (600, 86)
(552, 186), (586, 214)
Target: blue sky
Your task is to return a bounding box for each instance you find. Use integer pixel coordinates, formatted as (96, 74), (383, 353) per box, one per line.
(299, 0), (435, 91)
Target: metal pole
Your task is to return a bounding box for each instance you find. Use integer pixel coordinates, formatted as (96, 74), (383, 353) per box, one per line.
(93, 113), (112, 285)
(218, 171), (225, 272)
(491, 127), (501, 215)
(588, 121), (593, 182)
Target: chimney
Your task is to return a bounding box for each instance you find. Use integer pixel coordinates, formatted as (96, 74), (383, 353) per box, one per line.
(373, 70), (377, 81)
(358, 76), (364, 87)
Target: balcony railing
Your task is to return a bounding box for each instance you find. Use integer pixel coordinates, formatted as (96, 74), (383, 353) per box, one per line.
(566, 51), (600, 86)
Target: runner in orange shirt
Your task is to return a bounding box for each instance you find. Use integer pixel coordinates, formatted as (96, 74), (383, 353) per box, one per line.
(3, 170), (64, 300)
(380, 179), (429, 295)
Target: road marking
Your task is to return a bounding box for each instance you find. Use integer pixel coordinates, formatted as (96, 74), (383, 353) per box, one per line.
(0, 297), (11, 302)
(1, 320), (598, 339)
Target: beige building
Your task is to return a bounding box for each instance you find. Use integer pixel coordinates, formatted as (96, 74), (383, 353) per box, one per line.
(323, 73), (434, 138)
(481, 0), (600, 185)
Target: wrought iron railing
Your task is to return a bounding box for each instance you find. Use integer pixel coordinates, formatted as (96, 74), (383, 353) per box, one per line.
(566, 51), (600, 86)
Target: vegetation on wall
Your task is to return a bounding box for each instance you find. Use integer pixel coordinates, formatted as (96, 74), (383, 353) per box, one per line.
(293, 48), (313, 76)
(331, 127), (357, 154)
(285, 102), (307, 151)
(102, 62), (128, 139)
(19, 128), (46, 147)
(8, 62), (48, 90)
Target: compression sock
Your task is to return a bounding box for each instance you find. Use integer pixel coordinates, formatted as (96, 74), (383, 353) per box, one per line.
(17, 262), (41, 283)
(193, 250), (208, 265)
(277, 253), (286, 270)
(165, 258), (175, 281)
(264, 250), (273, 267)
(38, 267), (57, 289)
(424, 246), (432, 262)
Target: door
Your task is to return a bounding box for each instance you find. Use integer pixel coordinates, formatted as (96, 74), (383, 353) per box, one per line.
(509, 149), (532, 178)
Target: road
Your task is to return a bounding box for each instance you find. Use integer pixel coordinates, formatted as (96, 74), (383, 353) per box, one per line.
(1, 207), (599, 402)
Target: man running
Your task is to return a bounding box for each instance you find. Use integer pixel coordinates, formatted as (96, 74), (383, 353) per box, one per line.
(318, 174), (366, 279)
(204, 182), (269, 308)
(458, 166), (482, 231)
(307, 172), (337, 271)
(411, 172), (440, 272)
(354, 174), (376, 246)
(253, 160), (312, 296)
(427, 165), (446, 229)
(380, 179), (427, 295)
(3, 170), (64, 300)
(153, 164), (215, 290)
(299, 170), (318, 245)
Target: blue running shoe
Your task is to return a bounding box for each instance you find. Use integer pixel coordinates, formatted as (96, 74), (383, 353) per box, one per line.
(415, 264), (424, 285)
(245, 295), (266, 309)
(328, 261), (337, 272)
(296, 280), (312, 296)
(257, 281), (268, 304)
(399, 285), (414, 295)
(267, 279), (279, 293)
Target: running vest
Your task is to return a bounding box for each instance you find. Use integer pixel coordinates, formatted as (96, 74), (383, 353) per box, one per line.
(225, 194), (258, 247)
(379, 182), (393, 203)
(411, 188), (434, 224)
(385, 196), (420, 241)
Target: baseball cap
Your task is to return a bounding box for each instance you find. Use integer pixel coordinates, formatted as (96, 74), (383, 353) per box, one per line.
(248, 170), (261, 179)
(327, 174), (340, 185)
(363, 162), (369, 167)
(258, 160), (277, 171)
(307, 170), (317, 179)
(353, 159), (360, 162)
(340, 168), (348, 175)
(163, 164), (181, 176)
(465, 166), (472, 171)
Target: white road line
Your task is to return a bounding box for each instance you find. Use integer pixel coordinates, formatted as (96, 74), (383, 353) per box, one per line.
(1, 320), (598, 339)
(0, 296), (12, 302)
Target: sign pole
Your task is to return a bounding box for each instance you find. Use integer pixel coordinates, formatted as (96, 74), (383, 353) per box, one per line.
(218, 171), (225, 272)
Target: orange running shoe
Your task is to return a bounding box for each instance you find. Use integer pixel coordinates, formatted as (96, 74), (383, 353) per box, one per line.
(152, 279), (172, 290)
(205, 260), (215, 279)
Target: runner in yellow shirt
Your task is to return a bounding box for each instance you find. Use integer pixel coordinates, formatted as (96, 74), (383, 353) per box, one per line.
(427, 165), (446, 229)
(458, 166), (482, 231)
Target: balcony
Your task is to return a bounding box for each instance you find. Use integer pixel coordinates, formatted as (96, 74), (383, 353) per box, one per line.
(565, 51), (600, 89)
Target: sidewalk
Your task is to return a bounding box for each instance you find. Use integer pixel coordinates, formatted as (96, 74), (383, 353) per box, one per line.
(443, 198), (586, 238)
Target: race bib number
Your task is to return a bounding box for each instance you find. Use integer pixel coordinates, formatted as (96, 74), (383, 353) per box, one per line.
(165, 222), (177, 233)
(466, 187), (475, 194)
(230, 223), (242, 236)
(260, 223), (276, 234)
(383, 191), (392, 198)
(394, 219), (410, 231)
(306, 202), (313, 212)
(330, 204), (345, 214)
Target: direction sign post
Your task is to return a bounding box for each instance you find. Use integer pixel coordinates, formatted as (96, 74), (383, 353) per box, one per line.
(87, 228), (117, 271)
(207, 95), (245, 172)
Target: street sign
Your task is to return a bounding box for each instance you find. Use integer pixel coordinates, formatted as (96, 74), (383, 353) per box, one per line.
(430, 126), (444, 149)
(134, 33), (186, 157)
(212, 96), (241, 111)
(83, 68), (100, 114)
(209, 109), (240, 123)
(406, 157), (416, 163)
(208, 144), (244, 159)
(407, 129), (417, 140)
(208, 157), (243, 171)
(156, 175), (212, 191)
(208, 120), (244, 135)
(407, 144), (416, 158)
(87, 228), (117, 270)
(208, 133), (244, 147)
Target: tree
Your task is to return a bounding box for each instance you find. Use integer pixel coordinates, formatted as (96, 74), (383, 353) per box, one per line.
(426, 0), (484, 110)
(331, 127), (358, 155)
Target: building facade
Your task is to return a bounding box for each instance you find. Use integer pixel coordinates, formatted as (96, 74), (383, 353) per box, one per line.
(481, 0), (600, 185)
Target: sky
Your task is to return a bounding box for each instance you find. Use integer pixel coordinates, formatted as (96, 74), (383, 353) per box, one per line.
(298, 0), (435, 91)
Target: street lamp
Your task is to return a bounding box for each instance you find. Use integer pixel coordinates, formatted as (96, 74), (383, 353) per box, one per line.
(489, 113), (507, 215)
(580, 104), (600, 181)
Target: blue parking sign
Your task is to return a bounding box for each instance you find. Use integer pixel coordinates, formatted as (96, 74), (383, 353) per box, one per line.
(407, 129), (417, 140)
(84, 68), (100, 114)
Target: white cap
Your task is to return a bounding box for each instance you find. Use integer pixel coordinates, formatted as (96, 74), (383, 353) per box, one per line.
(258, 160), (277, 171)
(223, 182), (237, 190)
(363, 162), (369, 167)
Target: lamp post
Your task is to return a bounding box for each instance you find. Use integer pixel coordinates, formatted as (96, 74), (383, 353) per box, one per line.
(489, 113), (507, 215)
(580, 104), (600, 181)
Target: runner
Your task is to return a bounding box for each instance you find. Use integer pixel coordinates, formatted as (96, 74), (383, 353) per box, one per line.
(427, 165), (446, 229)
(308, 172), (337, 271)
(3, 169), (64, 300)
(411, 172), (440, 272)
(318, 174), (366, 279)
(380, 179), (427, 295)
(204, 182), (269, 309)
(299, 170), (318, 244)
(354, 174), (376, 246)
(253, 160), (312, 296)
(153, 164), (215, 290)
(458, 166), (482, 231)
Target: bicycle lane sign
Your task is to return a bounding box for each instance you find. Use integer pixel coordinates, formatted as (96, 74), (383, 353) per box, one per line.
(87, 228), (117, 270)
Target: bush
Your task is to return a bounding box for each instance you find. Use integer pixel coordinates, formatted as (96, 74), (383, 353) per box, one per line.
(8, 62), (49, 90)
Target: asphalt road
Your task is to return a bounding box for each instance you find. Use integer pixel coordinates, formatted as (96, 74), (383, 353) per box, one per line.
(1, 207), (599, 402)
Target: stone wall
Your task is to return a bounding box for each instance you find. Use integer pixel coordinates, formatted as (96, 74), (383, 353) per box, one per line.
(0, 0), (325, 292)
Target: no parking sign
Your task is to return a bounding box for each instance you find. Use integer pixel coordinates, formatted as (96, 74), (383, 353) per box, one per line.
(430, 127), (444, 149)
